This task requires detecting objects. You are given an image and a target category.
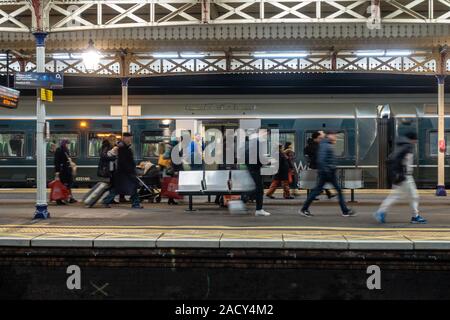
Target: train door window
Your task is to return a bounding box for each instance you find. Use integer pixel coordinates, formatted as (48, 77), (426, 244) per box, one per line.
(428, 131), (450, 156)
(142, 131), (170, 158)
(265, 131), (296, 150)
(87, 132), (121, 158)
(304, 131), (346, 157)
(0, 132), (25, 158)
(46, 133), (79, 157)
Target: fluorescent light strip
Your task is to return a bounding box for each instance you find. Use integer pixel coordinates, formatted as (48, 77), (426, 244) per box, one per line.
(253, 52), (308, 58)
(180, 53), (205, 58)
(355, 50), (385, 57)
(153, 52), (179, 58)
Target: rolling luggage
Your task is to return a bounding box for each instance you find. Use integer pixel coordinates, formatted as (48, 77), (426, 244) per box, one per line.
(83, 182), (110, 208)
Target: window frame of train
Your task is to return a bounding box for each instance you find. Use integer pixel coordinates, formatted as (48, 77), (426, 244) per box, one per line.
(34, 131), (80, 158)
(427, 130), (450, 157)
(265, 130), (297, 152)
(304, 130), (347, 158)
(141, 130), (171, 159)
(0, 131), (26, 159)
(86, 131), (121, 158)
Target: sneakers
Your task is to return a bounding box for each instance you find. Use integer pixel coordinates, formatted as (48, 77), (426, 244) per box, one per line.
(411, 215), (427, 224)
(342, 209), (357, 217)
(255, 209), (271, 216)
(131, 205), (144, 209)
(299, 209), (313, 217)
(374, 211), (386, 223)
(265, 195), (275, 199)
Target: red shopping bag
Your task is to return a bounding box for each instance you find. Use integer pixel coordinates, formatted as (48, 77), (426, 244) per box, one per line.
(160, 176), (183, 199)
(49, 179), (70, 201)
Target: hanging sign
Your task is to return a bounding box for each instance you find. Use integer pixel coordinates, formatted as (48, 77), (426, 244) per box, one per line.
(14, 72), (64, 89)
(0, 85), (20, 109)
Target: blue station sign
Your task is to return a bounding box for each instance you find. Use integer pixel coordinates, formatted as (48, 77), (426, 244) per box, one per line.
(14, 72), (64, 89)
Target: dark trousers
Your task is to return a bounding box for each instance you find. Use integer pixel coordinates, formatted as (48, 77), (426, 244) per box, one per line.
(249, 169), (263, 211)
(302, 171), (349, 213)
(103, 188), (140, 207)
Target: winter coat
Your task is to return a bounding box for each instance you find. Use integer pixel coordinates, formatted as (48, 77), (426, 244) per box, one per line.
(98, 141), (117, 178)
(274, 151), (290, 180)
(112, 141), (138, 195)
(304, 139), (319, 169)
(317, 138), (337, 176)
(54, 146), (73, 186)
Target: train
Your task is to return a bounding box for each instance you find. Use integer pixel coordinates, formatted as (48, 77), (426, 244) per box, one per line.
(0, 93), (449, 188)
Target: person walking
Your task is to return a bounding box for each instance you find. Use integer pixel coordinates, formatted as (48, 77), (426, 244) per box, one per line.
(284, 141), (297, 196)
(299, 131), (355, 217)
(98, 136), (119, 204)
(102, 132), (143, 209)
(159, 139), (180, 205)
(245, 131), (271, 216)
(265, 144), (293, 199)
(374, 132), (427, 224)
(54, 139), (77, 205)
(303, 131), (335, 199)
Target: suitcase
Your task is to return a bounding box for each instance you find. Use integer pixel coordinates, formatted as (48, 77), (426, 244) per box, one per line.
(83, 182), (110, 208)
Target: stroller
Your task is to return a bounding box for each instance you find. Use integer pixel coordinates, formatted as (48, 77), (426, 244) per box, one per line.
(136, 161), (162, 203)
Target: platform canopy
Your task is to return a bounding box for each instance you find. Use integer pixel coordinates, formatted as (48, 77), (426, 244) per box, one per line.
(0, 0), (449, 77)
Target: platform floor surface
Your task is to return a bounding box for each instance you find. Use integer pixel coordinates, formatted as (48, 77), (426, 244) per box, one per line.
(0, 189), (449, 249)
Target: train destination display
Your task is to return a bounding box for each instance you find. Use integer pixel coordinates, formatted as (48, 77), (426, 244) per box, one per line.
(14, 72), (64, 89)
(0, 85), (20, 109)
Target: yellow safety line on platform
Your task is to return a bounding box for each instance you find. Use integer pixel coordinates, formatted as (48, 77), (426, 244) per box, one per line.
(0, 224), (449, 232)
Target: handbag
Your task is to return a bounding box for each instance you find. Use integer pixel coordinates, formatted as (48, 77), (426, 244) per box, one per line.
(49, 179), (70, 201)
(66, 152), (77, 176)
(160, 176), (183, 199)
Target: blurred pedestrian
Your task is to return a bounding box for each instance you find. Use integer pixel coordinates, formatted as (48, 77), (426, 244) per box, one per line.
(54, 139), (77, 205)
(102, 132), (142, 209)
(266, 144), (293, 199)
(299, 131), (355, 217)
(374, 132), (426, 224)
(304, 131), (335, 199)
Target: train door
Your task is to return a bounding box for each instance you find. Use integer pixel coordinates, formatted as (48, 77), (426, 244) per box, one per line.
(202, 119), (240, 169)
(377, 105), (395, 188)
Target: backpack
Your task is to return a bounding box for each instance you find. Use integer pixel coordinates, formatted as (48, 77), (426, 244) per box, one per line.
(386, 144), (410, 184)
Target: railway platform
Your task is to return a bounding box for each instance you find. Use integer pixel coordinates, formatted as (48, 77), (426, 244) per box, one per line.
(0, 188), (449, 249)
(1, 188), (450, 299)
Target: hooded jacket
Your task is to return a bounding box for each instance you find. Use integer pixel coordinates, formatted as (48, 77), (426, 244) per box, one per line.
(387, 136), (415, 184)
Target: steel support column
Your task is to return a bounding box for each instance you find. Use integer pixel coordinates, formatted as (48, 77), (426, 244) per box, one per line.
(33, 32), (50, 219)
(436, 74), (447, 196)
(121, 77), (130, 134)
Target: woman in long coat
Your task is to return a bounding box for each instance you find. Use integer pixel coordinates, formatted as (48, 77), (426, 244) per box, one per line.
(265, 144), (293, 199)
(54, 139), (77, 205)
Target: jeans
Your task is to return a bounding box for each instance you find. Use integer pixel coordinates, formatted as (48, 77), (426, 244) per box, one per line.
(249, 169), (264, 210)
(378, 176), (419, 215)
(302, 171), (349, 214)
(103, 187), (140, 207)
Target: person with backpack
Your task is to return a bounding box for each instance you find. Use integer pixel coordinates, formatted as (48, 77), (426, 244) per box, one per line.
(374, 132), (427, 224)
(299, 131), (356, 217)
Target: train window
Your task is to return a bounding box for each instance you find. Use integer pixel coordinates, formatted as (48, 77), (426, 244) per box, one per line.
(0, 132), (25, 158)
(46, 133), (79, 157)
(87, 132), (121, 158)
(305, 131), (346, 157)
(141, 131), (170, 158)
(428, 131), (450, 156)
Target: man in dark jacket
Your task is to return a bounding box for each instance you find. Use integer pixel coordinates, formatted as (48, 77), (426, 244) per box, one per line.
(300, 131), (355, 217)
(102, 132), (142, 209)
(304, 131), (334, 199)
(374, 132), (426, 224)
